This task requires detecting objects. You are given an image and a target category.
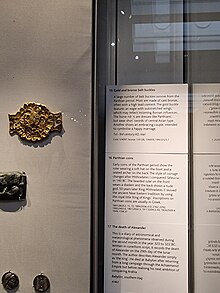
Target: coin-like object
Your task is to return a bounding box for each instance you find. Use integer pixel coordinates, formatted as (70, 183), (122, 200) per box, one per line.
(33, 274), (50, 292)
(2, 271), (19, 291)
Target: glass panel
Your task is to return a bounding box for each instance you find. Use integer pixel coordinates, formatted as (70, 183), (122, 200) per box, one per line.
(116, 0), (220, 84)
(117, 0), (184, 84)
(188, 0), (220, 83)
(96, 1), (220, 293)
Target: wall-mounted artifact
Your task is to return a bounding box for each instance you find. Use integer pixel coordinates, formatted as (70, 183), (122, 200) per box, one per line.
(0, 171), (26, 201)
(2, 271), (19, 291)
(9, 102), (62, 142)
(33, 274), (50, 292)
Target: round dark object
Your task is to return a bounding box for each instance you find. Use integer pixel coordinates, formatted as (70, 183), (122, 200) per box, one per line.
(2, 271), (19, 291)
(33, 274), (50, 292)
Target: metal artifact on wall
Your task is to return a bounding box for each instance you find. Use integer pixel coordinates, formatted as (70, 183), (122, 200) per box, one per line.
(2, 271), (19, 291)
(8, 102), (62, 142)
(33, 274), (50, 292)
(0, 171), (27, 201)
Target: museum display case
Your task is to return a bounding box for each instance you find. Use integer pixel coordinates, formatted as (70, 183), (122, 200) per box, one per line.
(95, 1), (220, 293)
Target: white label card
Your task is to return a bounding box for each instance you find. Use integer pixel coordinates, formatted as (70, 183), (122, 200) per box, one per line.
(194, 155), (220, 225)
(106, 84), (188, 153)
(105, 84), (188, 293)
(104, 223), (188, 293)
(105, 153), (188, 224)
(193, 83), (220, 153)
(104, 153), (188, 293)
(194, 226), (220, 293)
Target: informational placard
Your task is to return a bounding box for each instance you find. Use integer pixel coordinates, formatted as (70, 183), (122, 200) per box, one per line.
(106, 84), (188, 153)
(193, 83), (220, 153)
(105, 223), (188, 293)
(193, 84), (220, 293)
(194, 155), (220, 225)
(194, 226), (220, 293)
(105, 153), (188, 225)
(105, 84), (188, 293)
(194, 155), (220, 293)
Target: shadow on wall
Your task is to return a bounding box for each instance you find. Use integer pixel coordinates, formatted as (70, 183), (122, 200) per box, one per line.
(0, 199), (27, 212)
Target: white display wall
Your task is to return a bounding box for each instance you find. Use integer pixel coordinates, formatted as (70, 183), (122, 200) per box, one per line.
(0, 1), (91, 292)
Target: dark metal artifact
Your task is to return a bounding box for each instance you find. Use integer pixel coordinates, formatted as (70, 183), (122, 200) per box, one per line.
(0, 171), (26, 200)
(33, 274), (50, 292)
(2, 271), (19, 291)
(8, 102), (62, 142)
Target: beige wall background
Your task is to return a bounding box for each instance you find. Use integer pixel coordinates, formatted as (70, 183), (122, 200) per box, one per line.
(0, 1), (91, 292)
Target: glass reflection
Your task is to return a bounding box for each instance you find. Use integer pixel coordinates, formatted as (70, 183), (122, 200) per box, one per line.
(117, 0), (220, 83)
(133, 21), (220, 53)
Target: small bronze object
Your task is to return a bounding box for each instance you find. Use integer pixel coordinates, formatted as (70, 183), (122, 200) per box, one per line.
(9, 102), (62, 142)
(0, 171), (26, 201)
(2, 271), (19, 291)
(33, 274), (50, 292)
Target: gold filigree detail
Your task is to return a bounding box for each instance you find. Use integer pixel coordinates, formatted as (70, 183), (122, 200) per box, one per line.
(8, 102), (62, 142)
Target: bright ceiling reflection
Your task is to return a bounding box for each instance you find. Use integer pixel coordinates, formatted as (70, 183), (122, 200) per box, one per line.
(130, 0), (220, 53)
(131, 0), (220, 15)
(133, 21), (220, 52)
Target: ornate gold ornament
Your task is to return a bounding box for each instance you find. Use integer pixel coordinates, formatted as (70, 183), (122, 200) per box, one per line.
(8, 102), (62, 142)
